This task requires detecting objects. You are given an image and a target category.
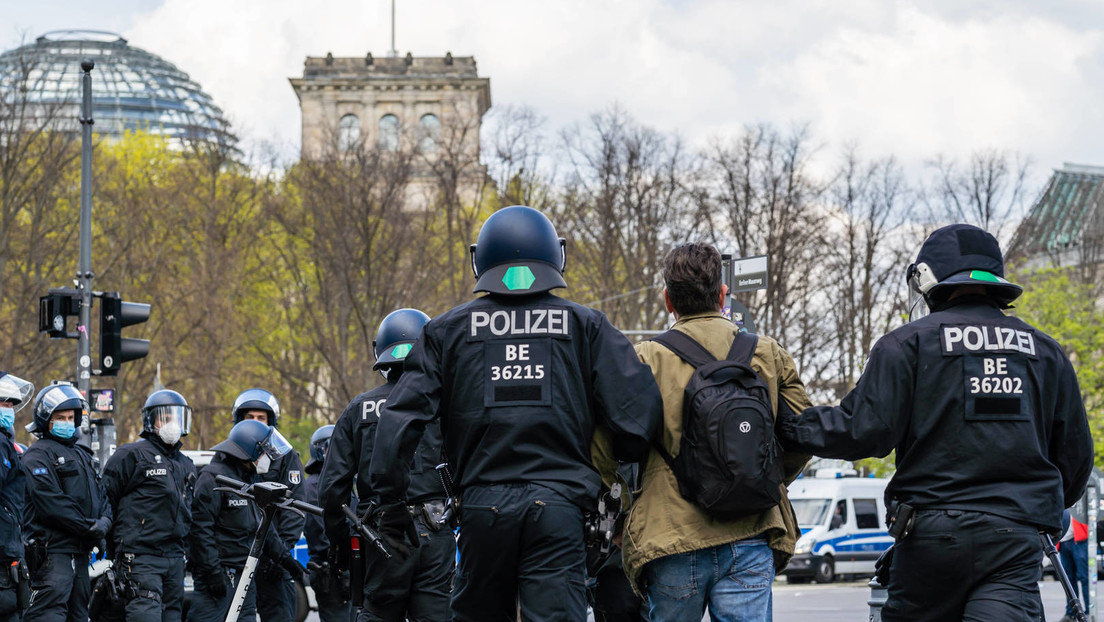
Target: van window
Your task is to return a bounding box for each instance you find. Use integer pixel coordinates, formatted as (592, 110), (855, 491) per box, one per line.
(791, 498), (832, 526)
(854, 498), (880, 529)
(834, 500), (847, 524)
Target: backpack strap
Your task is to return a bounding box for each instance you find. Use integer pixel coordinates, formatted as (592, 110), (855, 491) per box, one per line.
(650, 330), (716, 369)
(726, 331), (759, 366)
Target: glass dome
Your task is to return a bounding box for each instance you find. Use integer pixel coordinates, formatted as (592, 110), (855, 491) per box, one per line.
(0, 30), (235, 147)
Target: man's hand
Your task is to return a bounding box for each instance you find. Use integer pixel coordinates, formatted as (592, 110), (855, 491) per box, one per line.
(374, 501), (420, 559)
(86, 517), (111, 542)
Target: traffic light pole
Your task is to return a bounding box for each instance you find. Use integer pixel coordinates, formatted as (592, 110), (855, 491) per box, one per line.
(77, 59), (95, 440)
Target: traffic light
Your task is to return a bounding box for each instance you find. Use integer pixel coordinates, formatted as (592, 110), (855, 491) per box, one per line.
(39, 288), (81, 338)
(98, 291), (150, 376)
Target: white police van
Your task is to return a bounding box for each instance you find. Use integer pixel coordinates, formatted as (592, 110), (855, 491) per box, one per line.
(783, 474), (892, 584)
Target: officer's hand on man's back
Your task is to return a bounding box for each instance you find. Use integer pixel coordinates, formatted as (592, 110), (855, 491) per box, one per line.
(205, 570), (228, 600)
(86, 516), (111, 542)
(375, 501), (420, 559)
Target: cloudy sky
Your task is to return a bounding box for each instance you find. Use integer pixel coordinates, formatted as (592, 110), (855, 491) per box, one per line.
(4, 0), (1103, 181)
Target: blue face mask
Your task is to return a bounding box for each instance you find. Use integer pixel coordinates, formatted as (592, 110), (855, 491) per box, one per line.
(0, 407), (13, 431)
(51, 420), (76, 440)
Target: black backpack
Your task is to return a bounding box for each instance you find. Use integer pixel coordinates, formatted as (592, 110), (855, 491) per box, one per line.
(651, 330), (784, 519)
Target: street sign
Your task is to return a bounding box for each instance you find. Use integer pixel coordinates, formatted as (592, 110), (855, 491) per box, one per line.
(730, 255), (769, 293)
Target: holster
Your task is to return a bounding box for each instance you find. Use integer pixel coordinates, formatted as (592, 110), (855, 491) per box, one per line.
(11, 561), (29, 611)
(887, 502), (915, 541)
(349, 537), (364, 608)
(88, 566), (123, 620)
(24, 539), (46, 575)
(416, 500), (449, 532)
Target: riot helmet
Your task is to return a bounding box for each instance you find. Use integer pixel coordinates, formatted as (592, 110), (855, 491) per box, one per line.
(30, 382), (87, 440)
(231, 388), (281, 428)
(0, 373), (34, 412)
(373, 308), (431, 370)
(906, 224), (1022, 319)
(469, 206), (567, 295)
(307, 424), (334, 467)
(211, 419), (293, 462)
(142, 389), (192, 445)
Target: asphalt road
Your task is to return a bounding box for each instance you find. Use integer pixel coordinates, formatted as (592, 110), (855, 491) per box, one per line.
(303, 576), (1074, 621)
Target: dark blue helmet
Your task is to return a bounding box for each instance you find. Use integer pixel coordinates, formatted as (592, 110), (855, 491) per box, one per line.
(142, 389), (192, 438)
(308, 424), (335, 466)
(373, 308), (431, 370)
(30, 382), (87, 436)
(232, 388), (281, 427)
(211, 419), (293, 462)
(906, 224), (1022, 306)
(469, 206), (566, 295)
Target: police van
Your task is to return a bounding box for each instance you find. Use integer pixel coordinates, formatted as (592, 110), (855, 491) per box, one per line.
(783, 475), (892, 583)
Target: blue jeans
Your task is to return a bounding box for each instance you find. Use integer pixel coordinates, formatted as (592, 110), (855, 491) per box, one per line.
(644, 538), (774, 622)
(1059, 538), (1089, 616)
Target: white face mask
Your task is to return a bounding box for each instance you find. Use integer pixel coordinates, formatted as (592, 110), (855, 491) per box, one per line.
(158, 421), (182, 445)
(255, 454), (271, 474)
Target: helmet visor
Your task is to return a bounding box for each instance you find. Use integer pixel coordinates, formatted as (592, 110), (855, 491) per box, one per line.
(260, 427), (293, 461)
(146, 404), (192, 436)
(0, 374), (34, 412)
(39, 385), (88, 420)
(907, 273), (929, 322)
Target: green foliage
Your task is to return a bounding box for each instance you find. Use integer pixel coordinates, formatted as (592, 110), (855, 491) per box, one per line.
(1009, 266), (1104, 466)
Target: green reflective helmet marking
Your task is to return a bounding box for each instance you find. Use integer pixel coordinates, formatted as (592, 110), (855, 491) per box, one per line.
(391, 343), (413, 359)
(502, 266), (536, 291)
(969, 270), (1004, 283)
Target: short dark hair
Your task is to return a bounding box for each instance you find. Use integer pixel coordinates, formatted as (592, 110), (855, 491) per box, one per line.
(663, 243), (723, 316)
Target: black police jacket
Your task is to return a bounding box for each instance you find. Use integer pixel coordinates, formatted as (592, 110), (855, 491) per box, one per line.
(778, 297), (1094, 532)
(368, 292), (663, 510)
(189, 452), (288, 577)
(319, 380), (445, 556)
(0, 427), (24, 561)
(102, 435), (197, 557)
(302, 467), (327, 566)
(258, 449), (305, 551)
(23, 436), (112, 554)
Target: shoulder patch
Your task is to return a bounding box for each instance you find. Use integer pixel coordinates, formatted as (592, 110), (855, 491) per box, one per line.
(32, 467), (47, 476)
(288, 470), (301, 485)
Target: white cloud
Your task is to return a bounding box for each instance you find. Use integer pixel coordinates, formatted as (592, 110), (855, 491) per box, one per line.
(111, 0), (1104, 173)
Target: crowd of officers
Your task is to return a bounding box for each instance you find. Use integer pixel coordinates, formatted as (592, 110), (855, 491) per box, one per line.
(0, 206), (1091, 622)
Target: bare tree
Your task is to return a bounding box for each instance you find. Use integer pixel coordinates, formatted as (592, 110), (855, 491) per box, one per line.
(557, 106), (706, 331)
(925, 150), (1030, 242)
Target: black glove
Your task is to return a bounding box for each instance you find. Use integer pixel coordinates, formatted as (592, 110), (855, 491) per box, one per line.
(874, 545), (894, 587)
(374, 501), (420, 559)
(280, 554), (307, 586)
(307, 561), (331, 594)
(204, 570), (228, 600)
(86, 516), (111, 542)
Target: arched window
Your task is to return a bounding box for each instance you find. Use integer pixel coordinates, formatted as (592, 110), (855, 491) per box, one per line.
(418, 113), (440, 152)
(379, 114), (400, 151)
(338, 114), (360, 152)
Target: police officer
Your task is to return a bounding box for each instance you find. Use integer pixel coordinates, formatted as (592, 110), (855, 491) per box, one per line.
(778, 223), (1094, 621)
(303, 425), (350, 622)
(102, 389), (197, 621)
(188, 419), (302, 622)
(367, 206), (663, 621)
(321, 308), (455, 621)
(0, 372), (32, 620)
(231, 388), (304, 622)
(22, 382), (112, 622)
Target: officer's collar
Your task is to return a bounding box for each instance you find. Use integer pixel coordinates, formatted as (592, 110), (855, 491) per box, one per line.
(141, 432), (182, 454)
(932, 294), (1004, 313)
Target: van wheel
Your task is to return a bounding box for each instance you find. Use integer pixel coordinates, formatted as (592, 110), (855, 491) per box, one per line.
(814, 556), (835, 584)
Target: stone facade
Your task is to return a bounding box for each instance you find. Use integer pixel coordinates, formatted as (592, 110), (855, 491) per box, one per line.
(289, 53), (491, 161)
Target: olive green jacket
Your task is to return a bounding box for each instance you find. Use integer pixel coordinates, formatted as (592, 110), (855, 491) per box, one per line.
(594, 313), (812, 594)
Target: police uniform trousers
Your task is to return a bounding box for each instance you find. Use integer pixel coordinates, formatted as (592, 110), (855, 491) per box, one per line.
(358, 512), (455, 622)
(452, 483), (587, 622)
(589, 550), (648, 622)
(256, 564), (295, 622)
(881, 509), (1044, 622)
(23, 551), (90, 622)
(315, 575), (351, 622)
(0, 561), (21, 622)
(185, 566), (256, 622)
(117, 554), (186, 622)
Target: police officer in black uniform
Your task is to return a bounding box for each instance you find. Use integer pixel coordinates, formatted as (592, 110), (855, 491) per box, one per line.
(22, 382), (112, 622)
(0, 372), (32, 620)
(778, 224), (1094, 621)
(102, 389), (197, 621)
(187, 419), (302, 622)
(302, 425), (350, 622)
(321, 308), (455, 622)
(231, 388), (304, 622)
(367, 206), (663, 622)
